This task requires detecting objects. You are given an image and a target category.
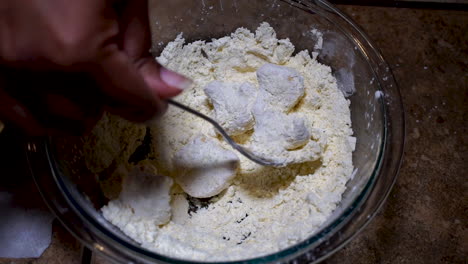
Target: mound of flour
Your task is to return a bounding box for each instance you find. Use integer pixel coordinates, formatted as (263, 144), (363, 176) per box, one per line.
(101, 23), (355, 261)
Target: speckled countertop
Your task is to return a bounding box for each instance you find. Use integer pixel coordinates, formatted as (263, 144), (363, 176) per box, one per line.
(0, 5), (466, 264)
(325, 5), (467, 264)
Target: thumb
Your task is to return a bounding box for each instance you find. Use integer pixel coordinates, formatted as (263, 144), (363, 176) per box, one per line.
(139, 57), (192, 99)
(91, 48), (189, 122)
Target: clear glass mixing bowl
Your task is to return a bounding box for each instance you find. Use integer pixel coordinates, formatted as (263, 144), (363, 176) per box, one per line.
(26, 0), (405, 263)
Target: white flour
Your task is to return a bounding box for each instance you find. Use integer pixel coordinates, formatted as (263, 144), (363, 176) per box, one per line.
(101, 23), (355, 261)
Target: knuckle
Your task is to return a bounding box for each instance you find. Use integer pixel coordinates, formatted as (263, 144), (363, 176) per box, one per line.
(50, 32), (96, 66)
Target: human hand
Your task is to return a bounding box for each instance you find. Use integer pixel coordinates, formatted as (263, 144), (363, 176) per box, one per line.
(0, 0), (191, 135)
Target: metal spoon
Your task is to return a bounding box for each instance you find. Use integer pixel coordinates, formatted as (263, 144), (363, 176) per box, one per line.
(167, 99), (285, 167)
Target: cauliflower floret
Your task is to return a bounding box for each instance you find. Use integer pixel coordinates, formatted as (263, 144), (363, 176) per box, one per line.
(173, 136), (239, 198)
(115, 163), (173, 224)
(250, 104), (320, 165)
(256, 63), (304, 112)
(282, 116), (310, 150)
(204, 81), (257, 136)
(247, 64), (321, 166)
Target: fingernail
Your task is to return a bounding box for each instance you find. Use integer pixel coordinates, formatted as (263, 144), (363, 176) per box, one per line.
(160, 68), (192, 91)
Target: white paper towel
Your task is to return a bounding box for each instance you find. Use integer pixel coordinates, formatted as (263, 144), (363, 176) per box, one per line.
(0, 191), (54, 258)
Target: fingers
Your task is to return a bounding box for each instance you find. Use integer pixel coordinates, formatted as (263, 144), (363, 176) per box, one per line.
(0, 89), (46, 136)
(119, 0), (151, 59)
(0, 91), (98, 136)
(92, 46), (168, 122)
(44, 94), (99, 135)
(45, 94), (86, 121)
(139, 58), (192, 99)
(119, 0), (192, 98)
(0, 69), (102, 136)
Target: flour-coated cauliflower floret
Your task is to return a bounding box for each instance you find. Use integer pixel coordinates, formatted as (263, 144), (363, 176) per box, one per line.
(282, 115), (310, 150)
(102, 163), (173, 230)
(119, 163), (173, 224)
(256, 64), (304, 112)
(204, 81), (257, 136)
(173, 136), (239, 198)
(250, 103), (320, 165)
(251, 106), (310, 152)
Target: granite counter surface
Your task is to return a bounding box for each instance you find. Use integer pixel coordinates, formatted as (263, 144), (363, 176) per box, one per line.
(0, 5), (466, 264)
(325, 5), (467, 264)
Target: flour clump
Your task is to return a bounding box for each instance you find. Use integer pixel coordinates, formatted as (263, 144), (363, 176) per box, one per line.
(101, 22), (355, 261)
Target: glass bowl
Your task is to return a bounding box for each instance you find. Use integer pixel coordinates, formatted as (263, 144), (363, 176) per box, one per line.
(26, 0), (405, 263)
